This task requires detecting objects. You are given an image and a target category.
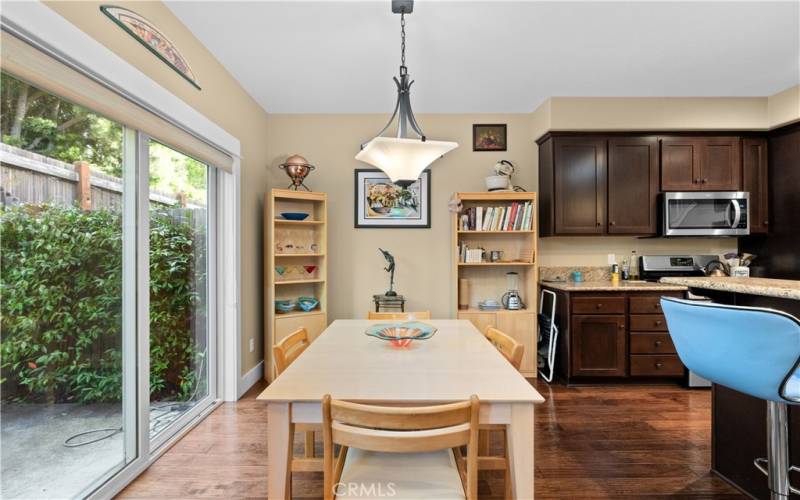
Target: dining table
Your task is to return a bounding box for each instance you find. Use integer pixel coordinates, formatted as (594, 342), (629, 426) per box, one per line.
(257, 319), (546, 499)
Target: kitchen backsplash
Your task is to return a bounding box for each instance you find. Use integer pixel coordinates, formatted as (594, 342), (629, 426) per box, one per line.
(540, 266), (611, 282)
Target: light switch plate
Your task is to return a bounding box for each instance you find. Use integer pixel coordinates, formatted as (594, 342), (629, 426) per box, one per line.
(608, 253), (616, 265)
(249, 338), (255, 353)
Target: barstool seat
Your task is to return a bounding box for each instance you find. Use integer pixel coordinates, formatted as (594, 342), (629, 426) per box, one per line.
(661, 297), (800, 499)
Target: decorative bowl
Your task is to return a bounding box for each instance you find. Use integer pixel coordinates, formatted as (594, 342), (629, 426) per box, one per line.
(365, 321), (437, 348)
(297, 296), (319, 312)
(281, 212), (310, 221)
(275, 300), (296, 313)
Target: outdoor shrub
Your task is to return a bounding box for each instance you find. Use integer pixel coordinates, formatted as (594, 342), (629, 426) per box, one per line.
(1, 204), (205, 404)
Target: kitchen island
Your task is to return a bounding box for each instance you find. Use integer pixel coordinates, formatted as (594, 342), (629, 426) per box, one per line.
(659, 276), (800, 499)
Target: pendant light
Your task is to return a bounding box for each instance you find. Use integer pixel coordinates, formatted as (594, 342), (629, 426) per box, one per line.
(355, 0), (458, 187)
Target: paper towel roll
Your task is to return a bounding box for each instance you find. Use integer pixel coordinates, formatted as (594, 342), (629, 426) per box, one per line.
(458, 278), (470, 310)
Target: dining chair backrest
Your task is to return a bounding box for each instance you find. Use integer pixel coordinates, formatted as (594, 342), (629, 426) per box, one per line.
(367, 311), (432, 320)
(322, 395), (480, 500)
(273, 327), (310, 376)
(485, 326), (524, 372)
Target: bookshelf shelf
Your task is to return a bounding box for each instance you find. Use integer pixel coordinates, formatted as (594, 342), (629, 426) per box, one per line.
(265, 189), (328, 382)
(451, 192), (538, 378)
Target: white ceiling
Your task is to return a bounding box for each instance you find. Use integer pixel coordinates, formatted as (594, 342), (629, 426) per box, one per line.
(166, 1), (800, 114)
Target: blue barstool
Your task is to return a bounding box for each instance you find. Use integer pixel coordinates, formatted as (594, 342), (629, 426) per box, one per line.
(661, 297), (800, 499)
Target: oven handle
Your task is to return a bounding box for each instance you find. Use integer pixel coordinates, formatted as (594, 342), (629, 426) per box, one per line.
(729, 199), (741, 228)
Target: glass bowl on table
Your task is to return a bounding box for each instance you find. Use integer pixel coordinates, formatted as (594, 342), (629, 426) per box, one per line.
(364, 321), (437, 348)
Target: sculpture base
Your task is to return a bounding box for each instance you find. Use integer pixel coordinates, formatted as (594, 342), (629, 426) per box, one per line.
(384, 290), (398, 297)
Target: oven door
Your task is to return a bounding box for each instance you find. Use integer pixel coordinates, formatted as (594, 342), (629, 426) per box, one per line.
(663, 192), (749, 236)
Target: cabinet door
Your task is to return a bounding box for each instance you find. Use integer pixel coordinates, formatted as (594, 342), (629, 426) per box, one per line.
(495, 312), (536, 377)
(458, 312), (496, 336)
(607, 137), (659, 234)
(661, 137), (702, 191)
(700, 137), (741, 190)
(742, 137), (769, 233)
(554, 137), (607, 234)
(571, 315), (627, 377)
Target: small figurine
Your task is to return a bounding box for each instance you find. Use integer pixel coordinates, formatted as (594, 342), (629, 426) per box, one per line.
(379, 248), (397, 296)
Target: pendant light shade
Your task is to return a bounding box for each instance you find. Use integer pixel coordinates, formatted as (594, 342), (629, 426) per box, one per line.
(356, 137), (458, 184)
(356, 0), (458, 187)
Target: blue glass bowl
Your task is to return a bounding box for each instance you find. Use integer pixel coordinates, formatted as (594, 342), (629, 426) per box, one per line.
(365, 321), (437, 347)
(280, 212), (310, 221)
(297, 296), (319, 312)
(275, 300), (296, 313)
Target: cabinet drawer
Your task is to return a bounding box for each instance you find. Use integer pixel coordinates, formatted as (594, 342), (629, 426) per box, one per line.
(630, 332), (676, 354)
(630, 354), (684, 376)
(629, 294), (683, 314)
(629, 314), (668, 331)
(572, 296), (626, 314)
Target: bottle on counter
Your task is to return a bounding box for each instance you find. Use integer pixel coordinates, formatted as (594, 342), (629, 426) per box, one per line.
(630, 250), (639, 280)
(611, 263), (620, 284)
(621, 257), (630, 281)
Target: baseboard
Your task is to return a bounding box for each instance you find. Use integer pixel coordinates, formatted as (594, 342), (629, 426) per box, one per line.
(238, 361), (264, 399)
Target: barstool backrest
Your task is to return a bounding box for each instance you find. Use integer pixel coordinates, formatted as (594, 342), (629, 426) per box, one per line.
(661, 297), (800, 403)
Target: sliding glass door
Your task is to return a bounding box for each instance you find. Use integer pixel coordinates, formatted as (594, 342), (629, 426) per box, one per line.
(0, 72), (220, 499)
(145, 138), (216, 446)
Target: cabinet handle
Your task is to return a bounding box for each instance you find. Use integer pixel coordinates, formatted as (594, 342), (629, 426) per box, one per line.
(701, 178), (708, 184)
(596, 303), (603, 309)
(596, 222), (601, 227)
(618, 323), (625, 330)
(654, 320), (663, 327)
(654, 303), (661, 310)
(610, 221), (616, 226)
(655, 340), (663, 347)
(693, 178), (700, 184)
(764, 220), (769, 226)
(656, 362), (664, 369)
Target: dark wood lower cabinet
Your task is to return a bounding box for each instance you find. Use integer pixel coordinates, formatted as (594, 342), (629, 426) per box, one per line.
(543, 286), (685, 383)
(571, 314), (627, 377)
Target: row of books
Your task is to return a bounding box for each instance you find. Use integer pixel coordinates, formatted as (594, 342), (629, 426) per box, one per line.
(459, 244), (485, 263)
(458, 202), (534, 232)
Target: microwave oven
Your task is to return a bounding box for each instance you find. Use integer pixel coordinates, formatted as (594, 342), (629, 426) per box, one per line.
(662, 192), (749, 237)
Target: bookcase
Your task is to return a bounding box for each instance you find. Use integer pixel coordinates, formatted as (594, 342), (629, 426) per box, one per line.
(451, 192), (538, 377)
(264, 189), (328, 381)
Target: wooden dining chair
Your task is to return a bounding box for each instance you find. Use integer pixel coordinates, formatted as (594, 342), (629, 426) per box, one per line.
(322, 394), (480, 500)
(272, 328), (321, 499)
(481, 326), (525, 499)
(367, 311), (432, 320)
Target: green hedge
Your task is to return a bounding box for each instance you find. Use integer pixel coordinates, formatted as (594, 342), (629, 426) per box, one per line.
(1, 204), (205, 404)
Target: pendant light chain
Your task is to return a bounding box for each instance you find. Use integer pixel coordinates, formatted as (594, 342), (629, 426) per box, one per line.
(400, 12), (407, 74)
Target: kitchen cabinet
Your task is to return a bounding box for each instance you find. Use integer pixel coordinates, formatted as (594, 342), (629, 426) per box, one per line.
(552, 137), (607, 235)
(607, 137), (660, 234)
(660, 136), (741, 191)
(540, 286), (686, 383)
(742, 137), (769, 233)
(571, 313), (627, 377)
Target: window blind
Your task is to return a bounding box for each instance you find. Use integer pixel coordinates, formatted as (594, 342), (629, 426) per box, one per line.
(0, 30), (234, 172)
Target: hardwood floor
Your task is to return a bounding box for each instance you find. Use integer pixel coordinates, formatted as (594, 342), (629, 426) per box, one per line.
(118, 380), (744, 499)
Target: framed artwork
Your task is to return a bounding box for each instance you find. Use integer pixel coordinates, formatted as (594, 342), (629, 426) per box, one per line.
(101, 5), (201, 90)
(354, 169), (431, 228)
(473, 124), (507, 151)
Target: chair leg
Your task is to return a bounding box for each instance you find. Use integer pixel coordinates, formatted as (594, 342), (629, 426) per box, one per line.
(503, 427), (512, 500)
(286, 422), (295, 500)
(305, 430), (315, 458)
(754, 401), (797, 499)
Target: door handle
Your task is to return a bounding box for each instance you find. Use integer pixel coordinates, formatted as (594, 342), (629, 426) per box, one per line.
(729, 199), (741, 228)
(655, 340), (663, 347)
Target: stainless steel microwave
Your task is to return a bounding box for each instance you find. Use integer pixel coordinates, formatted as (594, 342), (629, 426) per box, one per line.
(662, 192), (749, 237)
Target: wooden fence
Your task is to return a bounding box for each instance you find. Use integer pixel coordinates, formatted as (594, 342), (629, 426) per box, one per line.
(0, 142), (204, 210)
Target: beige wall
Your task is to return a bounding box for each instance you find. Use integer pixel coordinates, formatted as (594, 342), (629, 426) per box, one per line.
(768, 85), (800, 128)
(265, 114), (536, 320)
(44, 1), (270, 375)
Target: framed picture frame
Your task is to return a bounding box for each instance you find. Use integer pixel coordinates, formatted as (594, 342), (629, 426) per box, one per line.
(354, 169), (431, 228)
(473, 124), (507, 151)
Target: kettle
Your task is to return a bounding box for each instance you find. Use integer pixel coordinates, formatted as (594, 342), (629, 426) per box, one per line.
(702, 260), (730, 277)
(501, 291), (524, 310)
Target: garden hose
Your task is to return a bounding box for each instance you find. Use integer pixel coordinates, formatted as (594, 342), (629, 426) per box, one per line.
(62, 348), (208, 447)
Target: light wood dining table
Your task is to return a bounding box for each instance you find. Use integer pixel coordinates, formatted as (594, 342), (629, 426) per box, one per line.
(257, 319), (546, 499)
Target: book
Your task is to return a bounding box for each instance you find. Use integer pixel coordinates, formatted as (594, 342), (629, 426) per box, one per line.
(476, 206), (483, 232)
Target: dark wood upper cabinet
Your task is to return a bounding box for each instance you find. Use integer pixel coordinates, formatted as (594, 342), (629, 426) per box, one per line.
(661, 137), (701, 191)
(607, 137), (659, 234)
(661, 136), (741, 191)
(571, 314), (627, 377)
(702, 137), (741, 190)
(742, 137), (769, 233)
(552, 137), (607, 234)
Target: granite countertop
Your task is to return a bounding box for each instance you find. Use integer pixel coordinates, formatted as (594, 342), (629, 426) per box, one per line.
(659, 276), (800, 300)
(540, 280), (688, 292)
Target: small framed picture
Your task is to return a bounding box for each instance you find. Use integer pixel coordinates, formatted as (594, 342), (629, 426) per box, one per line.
(354, 169), (431, 228)
(473, 124), (507, 151)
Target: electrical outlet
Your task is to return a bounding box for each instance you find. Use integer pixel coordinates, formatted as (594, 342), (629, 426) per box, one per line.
(607, 253), (616, 265)
(249, 337), (255, 353)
